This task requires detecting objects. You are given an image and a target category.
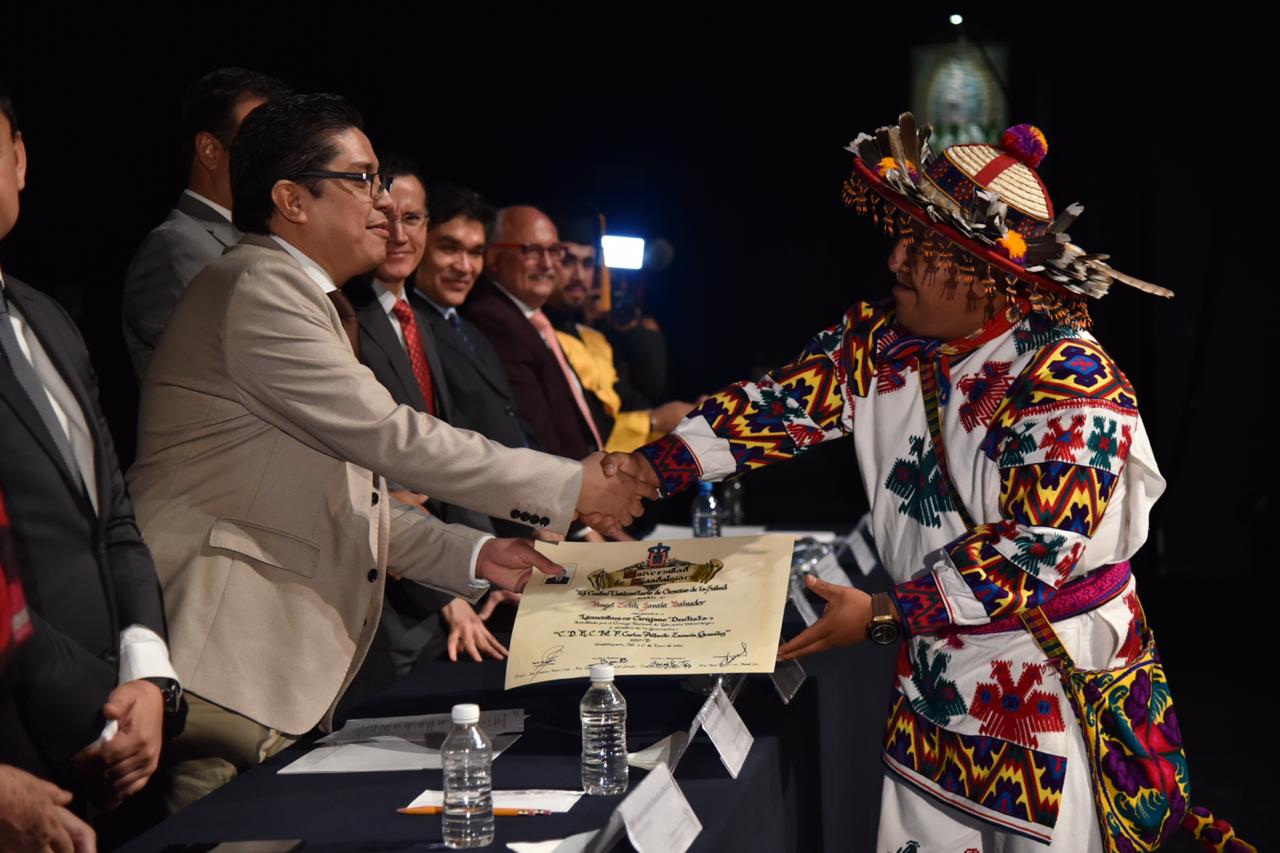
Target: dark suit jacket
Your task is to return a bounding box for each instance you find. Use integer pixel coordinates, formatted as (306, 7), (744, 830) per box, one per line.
(122, 193), (239, 381)
(0, 274), (167, 774)
(345, 280), (497, 685)
(462, 277), (598, 461)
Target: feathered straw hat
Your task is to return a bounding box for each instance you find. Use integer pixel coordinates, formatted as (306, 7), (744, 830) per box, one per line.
(842, 112), (1172, 326)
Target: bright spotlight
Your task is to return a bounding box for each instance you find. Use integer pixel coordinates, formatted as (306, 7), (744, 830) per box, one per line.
(602, 235), (645, 270)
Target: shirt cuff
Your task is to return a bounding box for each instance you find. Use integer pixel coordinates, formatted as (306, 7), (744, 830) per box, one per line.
(468, 534), (495, 589)
(117, 625), (180, 686)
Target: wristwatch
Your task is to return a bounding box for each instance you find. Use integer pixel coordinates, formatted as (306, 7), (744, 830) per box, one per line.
(141, 677), (186, 734)
(866, 592), (901, 645)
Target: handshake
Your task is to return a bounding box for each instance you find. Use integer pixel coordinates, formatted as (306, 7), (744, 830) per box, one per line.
(575, 450), (662, 536)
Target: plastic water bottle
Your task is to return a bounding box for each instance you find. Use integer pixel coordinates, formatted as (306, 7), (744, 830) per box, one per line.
(441, 703), (494, 848)
(721, 478), (746, 525)
(691, 481), (721, 538)
(580, 664), (629, 795)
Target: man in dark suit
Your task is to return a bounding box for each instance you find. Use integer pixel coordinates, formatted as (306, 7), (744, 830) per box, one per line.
(122, 67), (289, 380)
(0, 88), (181, 811)
(344, 155), (511, 672)
(463, 205), (602, 461)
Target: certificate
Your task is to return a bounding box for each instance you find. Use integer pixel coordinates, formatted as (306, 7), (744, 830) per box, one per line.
(504, 535), (794, 688)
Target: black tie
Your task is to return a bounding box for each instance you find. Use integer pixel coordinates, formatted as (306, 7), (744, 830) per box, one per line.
(0, 287), (85, 486)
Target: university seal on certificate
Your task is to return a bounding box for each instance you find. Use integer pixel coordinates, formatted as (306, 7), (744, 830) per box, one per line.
(504, 534), (794, 688)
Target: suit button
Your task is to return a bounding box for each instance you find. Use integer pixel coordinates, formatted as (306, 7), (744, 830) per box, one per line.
(367, 569), (379, 582)
(371, 492), (380, 506)
(505, 406), (516, 416)
(511, 509), (521, 519)
(521, 511), (532, 522)
(540, 517), (550, 527)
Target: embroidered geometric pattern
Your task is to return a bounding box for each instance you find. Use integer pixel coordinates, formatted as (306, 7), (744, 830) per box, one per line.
(1000, 463), (1115, 536)
(1086, 416), (1132, 472)
(884, 435), (955, 528)
(1013, 313), (1079, 356)
(982, 338), (1137, 464)
(638, 434), (701, 497)
(893, 574), (951, 636)
(909, 640), (969, 726)
(970, 660), (1066, 748)
(883, 691), (1065, 832)
(948, 530), (1053, 620)
(997, 422), (1038, 467)
(844, 302), (896, 399)
(957, 360), (1013, 432)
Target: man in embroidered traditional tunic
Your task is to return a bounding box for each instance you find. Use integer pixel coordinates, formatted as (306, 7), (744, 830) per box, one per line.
(604, 117), (1175, 851)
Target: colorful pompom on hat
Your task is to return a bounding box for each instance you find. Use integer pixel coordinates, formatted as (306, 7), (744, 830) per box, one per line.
(843, 112), (1171, 324)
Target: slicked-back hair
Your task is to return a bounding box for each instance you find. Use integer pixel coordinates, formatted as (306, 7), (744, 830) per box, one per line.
(230, 93), (365, 235)
(180, 67), (289, 162)
(377, 152), (424, 186)
(426, 183), (496, 236)
(0, 87), (16, 138)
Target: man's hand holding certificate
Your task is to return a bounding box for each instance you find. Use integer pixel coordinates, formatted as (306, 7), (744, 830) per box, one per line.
(504, 535), (794, 688)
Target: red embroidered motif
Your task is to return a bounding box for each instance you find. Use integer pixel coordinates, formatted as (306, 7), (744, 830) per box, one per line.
(957, 360), (1013, 432)
(1038, 414), (1086, 463)
(1054, 542), (1084, 583)
(970, 660), (1065, 748)
(1117, 591), (1145, 664)
(1119, 424), (1133, 460)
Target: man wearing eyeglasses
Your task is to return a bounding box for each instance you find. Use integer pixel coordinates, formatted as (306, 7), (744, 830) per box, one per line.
(463, 206), (607, 461)
(128, 95), (650, 810)
(413, 185), (537, 468)
(122, 67), (289, 382)
(342, 155), (514, 681)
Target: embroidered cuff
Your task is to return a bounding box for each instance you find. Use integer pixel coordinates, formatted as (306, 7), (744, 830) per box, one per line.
(892, 574), (953, 636)
(638, 434), (702, 498)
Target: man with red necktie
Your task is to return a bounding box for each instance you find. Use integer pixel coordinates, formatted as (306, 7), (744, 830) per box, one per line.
(344, 154), (514, 684)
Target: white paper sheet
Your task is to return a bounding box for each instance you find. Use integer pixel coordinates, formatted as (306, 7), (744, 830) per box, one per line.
(695, 685), (753, 778)
(508, 830), (599, 853)
(406, 789), (583, 813)
(627, 731), (689, 770)
(616, 763), (701, 853)
(316, 708), (525, 744)
(277, 732), (520, 774)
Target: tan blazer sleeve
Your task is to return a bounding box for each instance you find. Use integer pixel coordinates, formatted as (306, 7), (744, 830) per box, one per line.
(222, 256), (582, 533)
(387, 504), (490, 604)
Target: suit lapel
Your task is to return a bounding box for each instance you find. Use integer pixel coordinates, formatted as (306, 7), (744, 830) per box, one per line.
(408, 296), (453, 420)
(1, 280), (99, 513)
(354, 298), (427, 412)
(177, 193), (240, 249)
(427, 309), (506, 398)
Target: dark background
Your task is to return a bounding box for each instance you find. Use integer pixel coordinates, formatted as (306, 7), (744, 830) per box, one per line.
(3, 6), (1267, 846)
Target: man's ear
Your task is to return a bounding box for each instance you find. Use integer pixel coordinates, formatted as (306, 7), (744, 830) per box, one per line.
(193, 131), (222, 172)
(13, 131), (26, 192)
(271, 180), (308, 225)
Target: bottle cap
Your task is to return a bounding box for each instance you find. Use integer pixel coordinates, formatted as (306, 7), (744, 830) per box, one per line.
(451, 703), (480, 724)
(589, 664), (615, 682)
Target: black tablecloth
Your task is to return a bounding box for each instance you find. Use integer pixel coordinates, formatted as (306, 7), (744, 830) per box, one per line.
(121, 570), (899, 853)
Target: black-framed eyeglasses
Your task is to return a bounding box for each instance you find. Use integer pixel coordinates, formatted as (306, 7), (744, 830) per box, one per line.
(294, 170), (394, 199)
(490, 242), (568, 263)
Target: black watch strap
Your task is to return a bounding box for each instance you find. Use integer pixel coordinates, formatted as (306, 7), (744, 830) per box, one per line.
(141, 676), (183, 716)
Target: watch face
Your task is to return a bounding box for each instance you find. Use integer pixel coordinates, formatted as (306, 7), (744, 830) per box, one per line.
(869, 621), (900, 645)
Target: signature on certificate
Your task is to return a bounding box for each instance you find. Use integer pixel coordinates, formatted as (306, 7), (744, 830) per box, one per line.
(713, 642), (749, 668)
(531, 645), (564, 678)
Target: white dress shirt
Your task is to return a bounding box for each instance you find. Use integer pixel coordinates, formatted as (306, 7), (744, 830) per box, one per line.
(183, 189), (233, 224)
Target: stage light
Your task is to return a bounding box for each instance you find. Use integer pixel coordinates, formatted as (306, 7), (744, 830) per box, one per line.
(949, 13), (963, 25)
(602, 235), (645, 270)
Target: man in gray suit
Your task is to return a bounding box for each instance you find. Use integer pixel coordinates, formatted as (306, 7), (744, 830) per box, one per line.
(121, 67), (289, 380)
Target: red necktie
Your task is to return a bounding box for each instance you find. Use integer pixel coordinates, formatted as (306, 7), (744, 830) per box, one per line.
(391, 299), (436, 415)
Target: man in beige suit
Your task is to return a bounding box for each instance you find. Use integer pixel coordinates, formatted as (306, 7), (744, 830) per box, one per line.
(127, 93), (647, 811)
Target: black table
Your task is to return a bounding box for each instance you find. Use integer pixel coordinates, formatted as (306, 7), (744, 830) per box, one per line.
(122, 575), (899, 853)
